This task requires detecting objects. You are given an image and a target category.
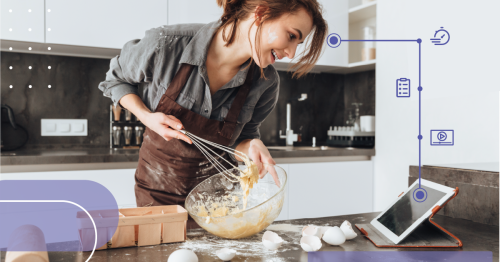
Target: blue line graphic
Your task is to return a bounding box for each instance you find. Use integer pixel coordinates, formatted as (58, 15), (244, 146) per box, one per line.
(333, 38), (425, 188)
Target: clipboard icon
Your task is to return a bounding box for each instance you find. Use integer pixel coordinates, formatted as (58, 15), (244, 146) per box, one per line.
(397, 78), (410, 97)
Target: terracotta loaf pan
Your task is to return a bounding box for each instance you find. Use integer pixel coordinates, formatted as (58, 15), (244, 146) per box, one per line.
(77, 205), (188, 250)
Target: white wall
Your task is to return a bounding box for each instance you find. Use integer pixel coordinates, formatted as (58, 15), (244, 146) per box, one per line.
(374, 0), (500, 210)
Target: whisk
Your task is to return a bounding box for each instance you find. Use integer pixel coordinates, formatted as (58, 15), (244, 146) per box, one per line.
(179, 130), (249, 183)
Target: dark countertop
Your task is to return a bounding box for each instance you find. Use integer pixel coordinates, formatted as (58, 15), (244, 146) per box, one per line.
(0, 146), (375, 166)
(1, 212), (497, 262)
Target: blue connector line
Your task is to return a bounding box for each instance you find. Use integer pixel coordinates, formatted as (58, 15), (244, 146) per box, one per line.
(341, 38), (423, 188)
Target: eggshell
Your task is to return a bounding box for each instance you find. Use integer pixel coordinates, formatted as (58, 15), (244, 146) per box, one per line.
(302, 225), (322, 238)
(319, 226), (333, 238)
(322, 226), (346, 245)
(215, 248), (236, 261)
(262, 231), (284, 250)
(168, 249), (198, 262)
(300, 236), (322, 252)
(340, 220), (358, 240)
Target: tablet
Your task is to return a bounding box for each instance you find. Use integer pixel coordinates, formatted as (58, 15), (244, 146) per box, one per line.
(370, 178), (456, 244)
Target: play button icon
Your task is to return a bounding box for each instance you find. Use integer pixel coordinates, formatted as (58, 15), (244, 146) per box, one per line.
(437, 131), (447, 141)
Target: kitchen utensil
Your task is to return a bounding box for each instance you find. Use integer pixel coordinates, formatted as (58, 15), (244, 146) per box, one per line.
(360, 116), (375, 132)
(179, 130), (248, 182)
(124, 109), (132, 122)
(123, 126), (133, 145)
(185, 164), (287, 239)
(1, 104), (29, 151)
(112, 126), (122, 146)
(112, 104), (122, 122)
(135, 126), (144, 145)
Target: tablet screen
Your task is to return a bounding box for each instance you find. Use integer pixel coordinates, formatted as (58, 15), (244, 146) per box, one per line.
(377, 184), (446, 236)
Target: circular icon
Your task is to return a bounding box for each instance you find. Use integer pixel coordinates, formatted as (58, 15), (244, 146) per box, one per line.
(327, 33), (341, 48)
(433, 27), (450, 45)
(413, 188), (427, 202)
(437, 131), (447, 141)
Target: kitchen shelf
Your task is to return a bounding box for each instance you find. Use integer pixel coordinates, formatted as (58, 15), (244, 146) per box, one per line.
(349, 1), (377, 24)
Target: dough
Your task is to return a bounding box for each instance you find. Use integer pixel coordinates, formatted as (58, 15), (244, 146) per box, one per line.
(239, 159), (259, 209)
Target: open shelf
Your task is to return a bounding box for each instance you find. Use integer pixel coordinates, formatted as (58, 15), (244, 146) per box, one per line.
(349, 1), (377, 24)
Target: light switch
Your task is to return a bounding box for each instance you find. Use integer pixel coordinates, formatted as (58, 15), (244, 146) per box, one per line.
(58, 123), (71, 132)
(72, 123), (84, 132)
(41, 119), (87, 136)
(45, 123), (56, 132)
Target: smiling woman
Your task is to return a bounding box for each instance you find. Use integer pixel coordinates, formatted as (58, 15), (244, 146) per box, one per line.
(216, 0), (328, 78)
(98, 0), (327, 230)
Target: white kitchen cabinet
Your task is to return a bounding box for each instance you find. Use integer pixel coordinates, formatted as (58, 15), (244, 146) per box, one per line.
(168, 0), (222, 25)
(288, 161), (373, 219)
(1, 0), (45, 42)
(1, 169), (137, 208)
(45, 0), (168, 49)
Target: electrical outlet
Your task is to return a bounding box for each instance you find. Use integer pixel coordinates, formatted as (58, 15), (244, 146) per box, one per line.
(41, 119), (88, 136)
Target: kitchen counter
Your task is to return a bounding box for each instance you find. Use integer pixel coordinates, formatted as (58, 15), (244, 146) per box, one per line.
(1, 146), (375, 172)
(1, 212), (497, 262)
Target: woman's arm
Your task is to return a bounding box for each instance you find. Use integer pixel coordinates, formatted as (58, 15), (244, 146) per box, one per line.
(119, 94), (191, 144)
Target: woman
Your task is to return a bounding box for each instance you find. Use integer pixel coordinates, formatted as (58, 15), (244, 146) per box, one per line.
(98, 0), (327, 227)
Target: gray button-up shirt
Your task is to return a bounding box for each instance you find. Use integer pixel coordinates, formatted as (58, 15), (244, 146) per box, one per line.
(98, 21), (279, 160)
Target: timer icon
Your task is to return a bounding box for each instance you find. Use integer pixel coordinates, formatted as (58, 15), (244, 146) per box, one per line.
(430, 27), (450, 45)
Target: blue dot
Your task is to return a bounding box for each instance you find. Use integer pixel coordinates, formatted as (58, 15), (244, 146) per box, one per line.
(417, 38), (422, 43)
(418, 86), (423, 91)
(329, 36), (339, 45)
(418, 135), (423, 140)
(416, 191), (424, 199)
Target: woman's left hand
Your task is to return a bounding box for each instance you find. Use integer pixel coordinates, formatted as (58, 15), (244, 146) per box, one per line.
(247, 139), (281, 188)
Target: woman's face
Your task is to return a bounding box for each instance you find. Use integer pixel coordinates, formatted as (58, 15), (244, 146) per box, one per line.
(250, 7), (314, 68)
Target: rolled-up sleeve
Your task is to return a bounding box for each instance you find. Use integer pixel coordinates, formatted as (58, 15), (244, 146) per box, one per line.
(229, 74), (280, 161)
(98, 27), (160, 106)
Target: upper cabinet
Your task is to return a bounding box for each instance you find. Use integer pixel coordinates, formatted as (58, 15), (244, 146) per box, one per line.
(1, 0), (45, 43)
(168, 0), (222, 25)
(45, 0), (168, 49)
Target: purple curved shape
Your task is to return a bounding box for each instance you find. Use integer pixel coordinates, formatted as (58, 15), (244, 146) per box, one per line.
(0, 180), (119, 251)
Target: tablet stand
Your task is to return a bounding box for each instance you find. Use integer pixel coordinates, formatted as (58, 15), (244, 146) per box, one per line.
(355, 188), (462, 248)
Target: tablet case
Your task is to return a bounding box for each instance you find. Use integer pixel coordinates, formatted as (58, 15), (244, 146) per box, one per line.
(355, 187), (462, 248)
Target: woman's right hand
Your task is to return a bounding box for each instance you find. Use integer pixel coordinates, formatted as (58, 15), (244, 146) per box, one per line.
(141, 112), (192, 144)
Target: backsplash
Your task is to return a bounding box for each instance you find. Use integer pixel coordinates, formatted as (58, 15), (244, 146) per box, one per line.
(1, 51), (375, 149)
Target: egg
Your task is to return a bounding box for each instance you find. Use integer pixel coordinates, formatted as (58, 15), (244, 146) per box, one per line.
(319, 226), (333, 238)
(168, 249), (198, 262)
(215, 248), (236, 261)
(300, 236), (322, 252)
(262, 230), (284, 250)
(340, 220), (358, 240)
(322, 226), (346, 245)
(302, 225), (322, 238)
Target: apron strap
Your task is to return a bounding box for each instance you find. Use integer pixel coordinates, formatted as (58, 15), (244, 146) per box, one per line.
(219, 61), (255, 139)
(224, 61), (256, 124)
(164, 63), (195, 101)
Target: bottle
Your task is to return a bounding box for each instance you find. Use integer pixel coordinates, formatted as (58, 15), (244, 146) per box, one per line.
(362, 26), (376, 61)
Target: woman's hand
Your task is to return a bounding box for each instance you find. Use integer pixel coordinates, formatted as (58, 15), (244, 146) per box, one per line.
(141, 112), (192, 144)
(246, 139), (281, 188)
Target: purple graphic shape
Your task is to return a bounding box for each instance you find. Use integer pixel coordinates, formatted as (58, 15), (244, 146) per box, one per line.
(413, 187), (428, 202)
(326, 33), (341, 48)
(309, 251), (492, 262)
(430, 130), (454, 146)
(0, 180), (118, 252)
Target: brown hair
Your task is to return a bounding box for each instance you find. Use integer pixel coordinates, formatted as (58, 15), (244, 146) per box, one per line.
(216, 0), (327, 79)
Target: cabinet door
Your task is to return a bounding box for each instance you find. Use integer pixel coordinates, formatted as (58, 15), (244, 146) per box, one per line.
(1, 169), (137, 208)
(45, 0), (168, 49)
(168, 0), (222, 25)
(1, 0), (44, 42)
(288, 161), (373, 220)
(315, 0), (348, 66)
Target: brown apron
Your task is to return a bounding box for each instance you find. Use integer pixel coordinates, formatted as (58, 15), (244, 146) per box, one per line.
(134, 61), (255, 229)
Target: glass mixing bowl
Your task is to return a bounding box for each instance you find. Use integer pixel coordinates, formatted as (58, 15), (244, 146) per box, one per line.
(185, 164), (287, 239)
